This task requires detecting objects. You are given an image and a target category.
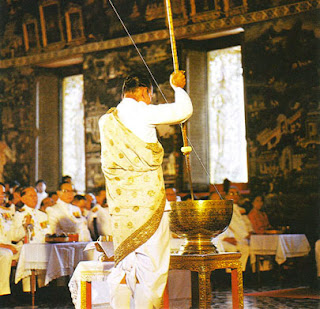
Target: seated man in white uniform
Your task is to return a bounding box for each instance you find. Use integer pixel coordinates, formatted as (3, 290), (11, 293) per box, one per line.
(216, 186), (253, 271)
(47, 182), (91, 242)
(0, 182), (19, 298)
(35, 179), (48, 210)
(11, 186), (50, 291)
(99, 70), (192, 308)
(87, 190), (112, 240)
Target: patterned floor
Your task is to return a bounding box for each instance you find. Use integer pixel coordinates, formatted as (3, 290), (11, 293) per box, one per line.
(0, 274), (319, 309)
(212, 289), (319, 309)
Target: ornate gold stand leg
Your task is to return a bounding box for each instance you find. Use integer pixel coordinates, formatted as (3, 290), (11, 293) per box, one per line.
(198, 270), (211, 309)
(231, 267), (244, 309)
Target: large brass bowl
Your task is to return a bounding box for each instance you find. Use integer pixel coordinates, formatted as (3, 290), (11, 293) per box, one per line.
(169, 200), (233, 255)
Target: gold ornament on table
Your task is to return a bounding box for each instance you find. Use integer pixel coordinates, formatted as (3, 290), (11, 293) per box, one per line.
(169, 200), (233, 255)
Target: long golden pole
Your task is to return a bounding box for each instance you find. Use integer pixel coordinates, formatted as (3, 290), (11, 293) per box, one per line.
(165, 0), (194, 200)
(165, 0), (179, 72)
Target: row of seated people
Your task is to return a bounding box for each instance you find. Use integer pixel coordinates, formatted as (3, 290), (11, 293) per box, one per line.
(0, 178), (111, 298)
(1, 180), (270, 298)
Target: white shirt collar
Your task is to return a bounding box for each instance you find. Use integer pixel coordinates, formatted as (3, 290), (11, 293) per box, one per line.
(23, 205), (36, 212)
(56, 198), (71, 208)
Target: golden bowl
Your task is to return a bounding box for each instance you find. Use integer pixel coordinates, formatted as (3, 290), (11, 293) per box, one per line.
(169, 199), (233, 255)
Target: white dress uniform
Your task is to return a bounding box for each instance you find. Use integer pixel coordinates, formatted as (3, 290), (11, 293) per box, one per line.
(87, 204), (112, 239)
(102, 85), (192, 308)
(11, 205), (50, 292)
(36, 191), (48, 210)
(46, 199), (92, 242)
(217, 204), (252, 271)
(11, 205), (50, 244)
(0, 207), (18, 296)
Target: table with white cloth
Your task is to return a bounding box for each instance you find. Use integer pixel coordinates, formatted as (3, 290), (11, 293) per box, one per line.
(15, 242), (89, 306)
(250, 234), (311, 283)
(69, 261), (192, 309)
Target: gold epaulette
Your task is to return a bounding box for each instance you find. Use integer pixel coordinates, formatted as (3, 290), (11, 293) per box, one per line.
(107, 107), (116, 114)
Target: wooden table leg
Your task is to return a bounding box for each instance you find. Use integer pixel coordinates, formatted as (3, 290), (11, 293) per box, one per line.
(198, 270), (211, 309)
(81, 281), (92, 309)
(31, 270), (36, 308)
(163, 283), (169, 309)
(256, 255), (261, 287)
(231, 267), (243, 309)
(86, 282), (92, 309)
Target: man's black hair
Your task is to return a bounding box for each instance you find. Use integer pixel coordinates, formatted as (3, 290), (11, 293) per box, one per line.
(48, 191), (57, 197)
(73, 194), (86, 201)
(58, 182), (76, 192)
(62, 175), (72, 182)
(35, 179), (46, 186)
(58, 182), (69, 190)
(122, 73), (152, 96)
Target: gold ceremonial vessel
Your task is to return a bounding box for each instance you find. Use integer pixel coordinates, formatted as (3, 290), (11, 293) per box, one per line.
(169, 199), (233, 255)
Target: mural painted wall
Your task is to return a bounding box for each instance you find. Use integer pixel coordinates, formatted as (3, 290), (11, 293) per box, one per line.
(0, 0), (187, 59)
(243, 11), (319, 236)
(0, 67), (35, 185)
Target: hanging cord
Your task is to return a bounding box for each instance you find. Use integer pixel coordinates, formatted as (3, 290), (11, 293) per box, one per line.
(108, 0), (223, 200)
(186, 132), (223, 200)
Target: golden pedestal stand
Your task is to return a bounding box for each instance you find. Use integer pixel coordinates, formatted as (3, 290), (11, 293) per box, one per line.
(170, 253), (244, 309)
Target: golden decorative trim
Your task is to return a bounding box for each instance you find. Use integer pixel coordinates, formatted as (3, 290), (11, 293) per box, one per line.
(22, 15), (41, 53)
(0, 0), (318, 68)
(39, 0), (65, 50)
(80, 281), (86, 309)
(114, 194), (166, 265)
(65, 4), (86, 45)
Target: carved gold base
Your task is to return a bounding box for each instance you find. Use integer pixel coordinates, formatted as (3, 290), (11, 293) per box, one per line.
(170, 253), (244, 309)
(180, 237), (219, 255)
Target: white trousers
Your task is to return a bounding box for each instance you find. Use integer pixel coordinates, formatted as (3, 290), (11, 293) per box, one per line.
(221, 239), (250, 271)
(0, 248), (13, 295)
(108, 212), (170, 309)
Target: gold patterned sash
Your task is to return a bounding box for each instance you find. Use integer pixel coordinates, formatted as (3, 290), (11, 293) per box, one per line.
(99, 108), (166, 265)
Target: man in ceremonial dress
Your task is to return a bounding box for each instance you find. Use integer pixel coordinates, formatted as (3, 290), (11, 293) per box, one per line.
(0, 182), (18, 298)
(99, 70), (192, 308)
(47, 182), (92, 241)
(11, 186), (50, 292)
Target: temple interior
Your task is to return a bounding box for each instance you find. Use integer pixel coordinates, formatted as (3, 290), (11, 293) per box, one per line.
(0, 0), (319, 308)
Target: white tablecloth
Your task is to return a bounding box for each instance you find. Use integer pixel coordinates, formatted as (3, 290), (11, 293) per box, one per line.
(69, 261), (191, 309)
(15, 242), (89, 285)
(250, 234), (311, 265)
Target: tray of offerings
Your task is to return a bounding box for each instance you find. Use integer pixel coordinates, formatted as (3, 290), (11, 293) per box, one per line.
(45, 233), (71, 243)
(264, 229), (283, 235)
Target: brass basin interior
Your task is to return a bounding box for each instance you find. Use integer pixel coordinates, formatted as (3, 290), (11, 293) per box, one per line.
(169, 199), (233, 255)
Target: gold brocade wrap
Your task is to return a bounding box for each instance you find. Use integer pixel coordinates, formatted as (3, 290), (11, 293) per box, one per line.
(100, 108), (166, 265)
